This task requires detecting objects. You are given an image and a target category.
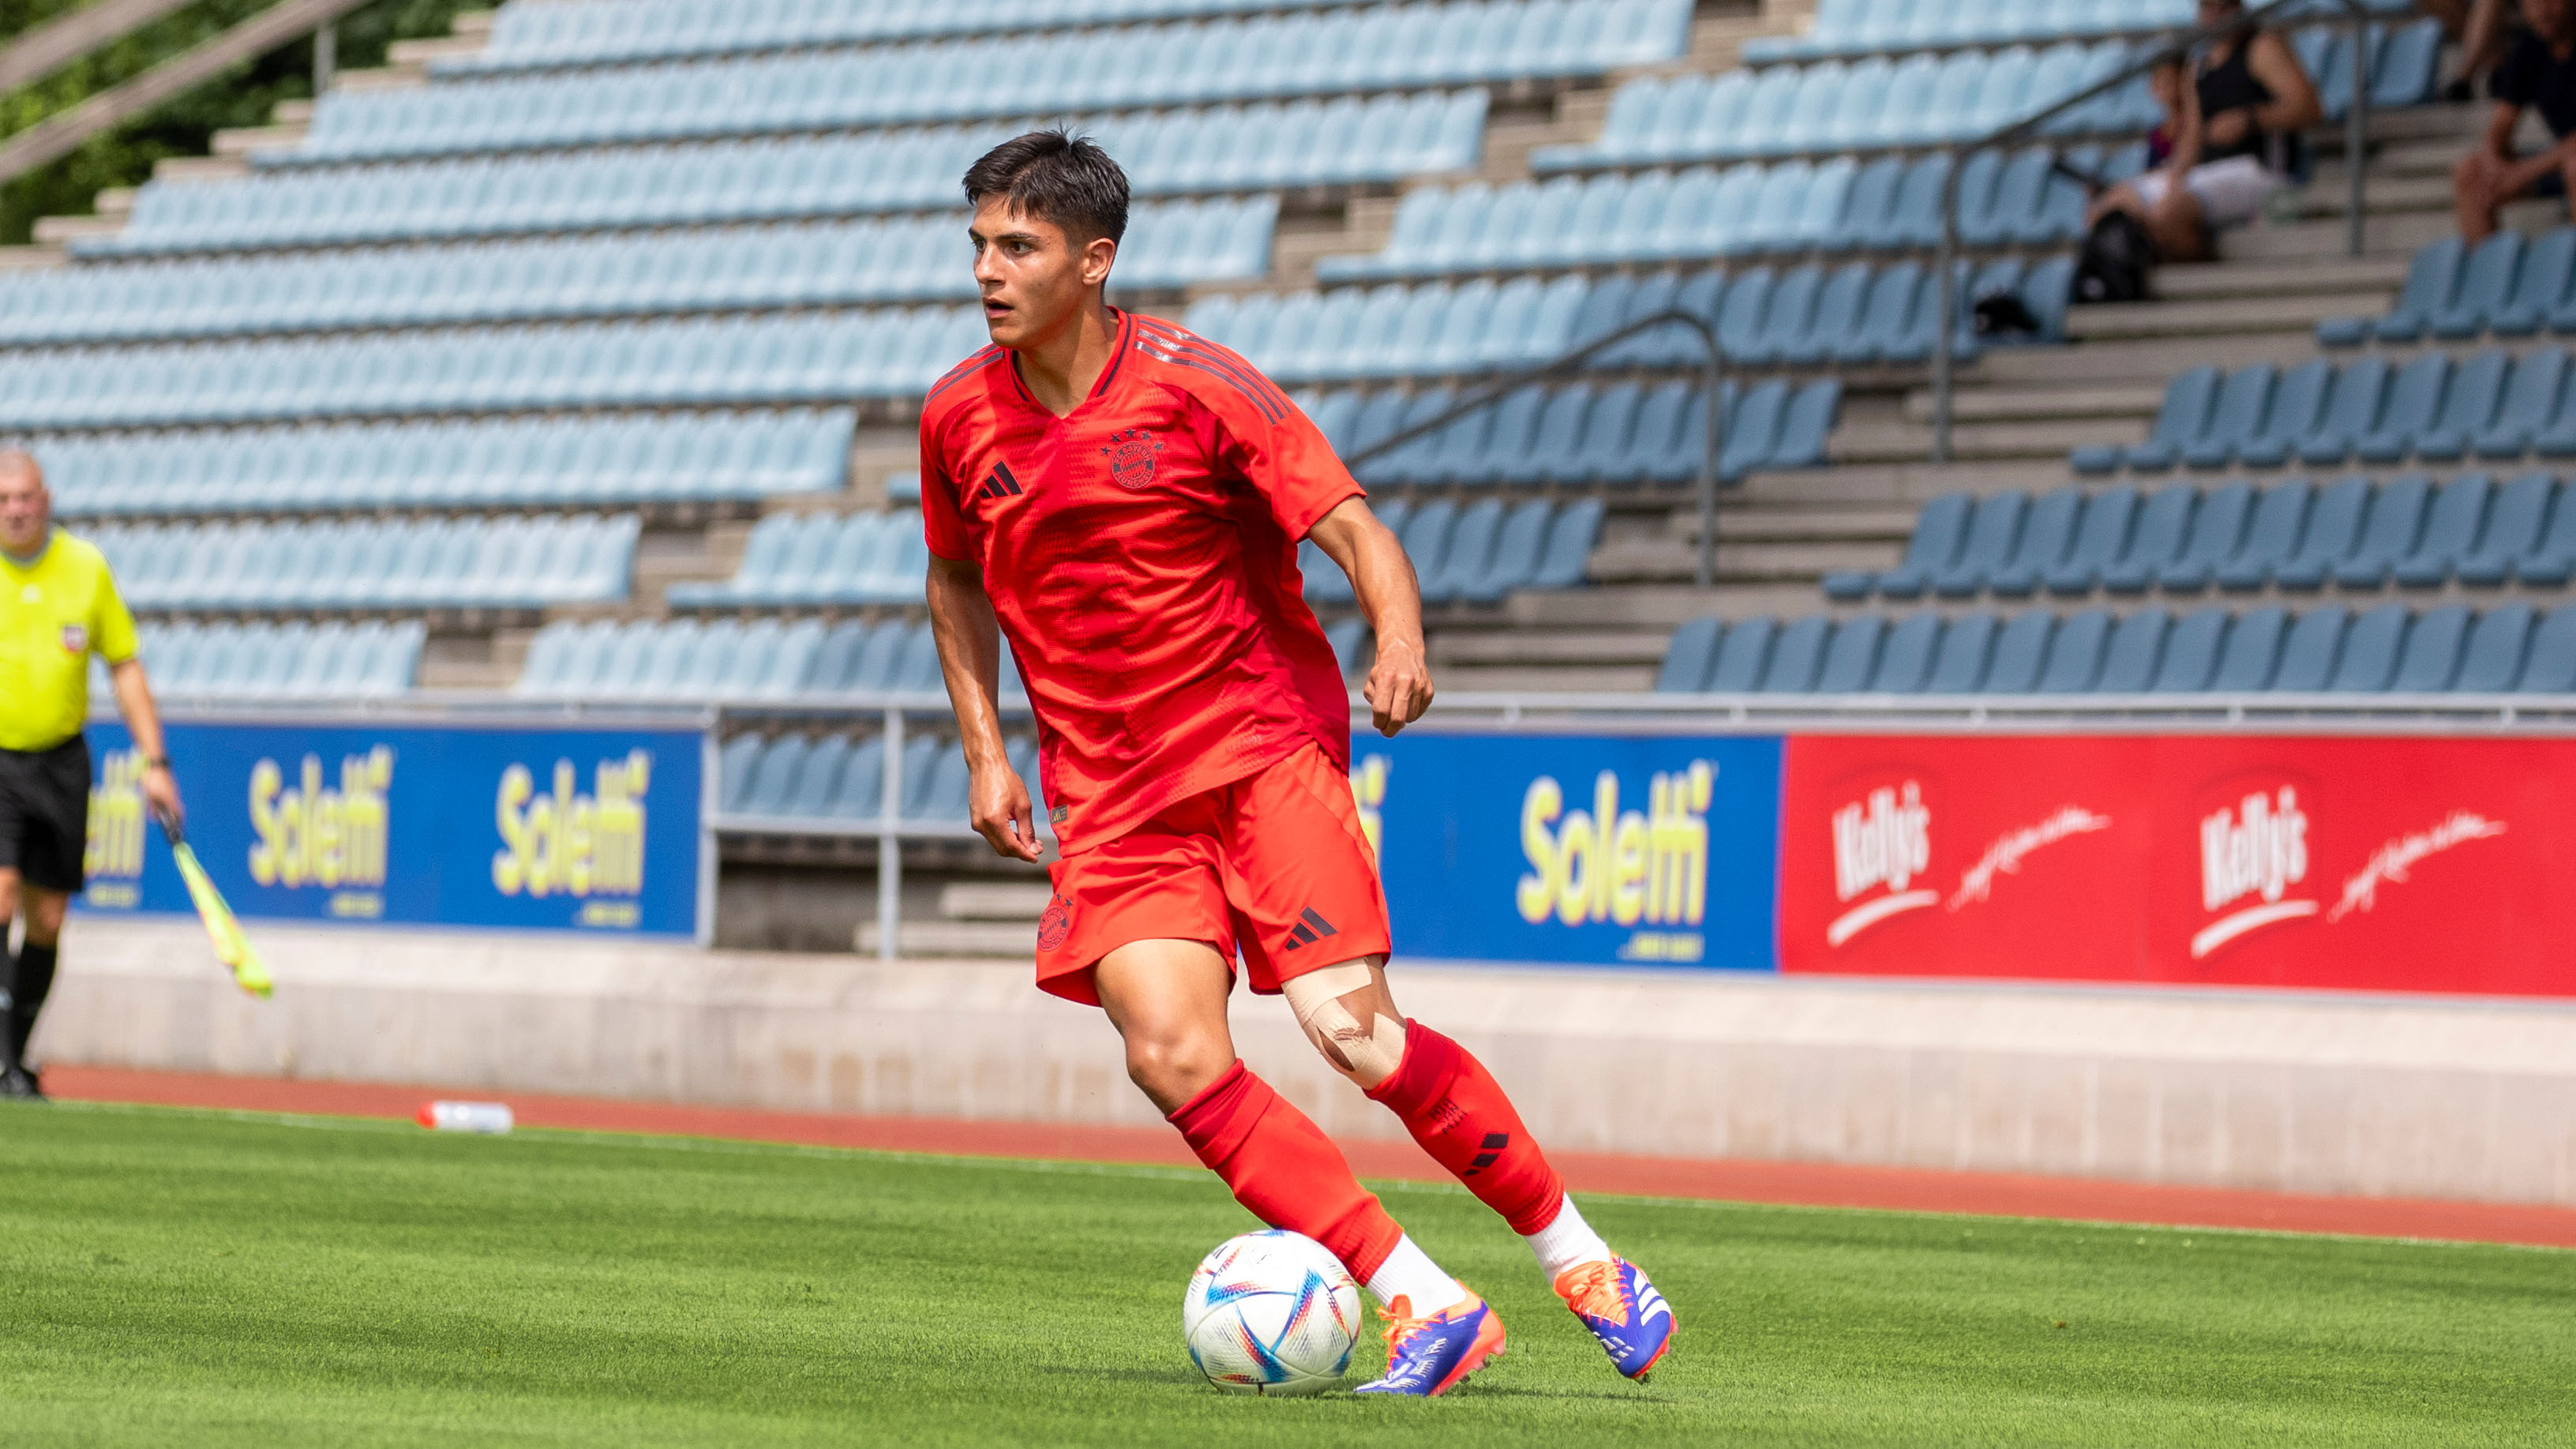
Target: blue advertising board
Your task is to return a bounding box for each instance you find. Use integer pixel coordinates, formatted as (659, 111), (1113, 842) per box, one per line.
(1352, 732), (1783, 971)
(78, 719), (707, 940)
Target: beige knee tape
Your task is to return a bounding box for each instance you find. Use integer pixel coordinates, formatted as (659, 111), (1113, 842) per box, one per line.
(1282, 962), (1407, 1086)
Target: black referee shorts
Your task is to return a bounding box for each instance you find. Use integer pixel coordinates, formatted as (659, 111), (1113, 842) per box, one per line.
(0, 737), (91, 895)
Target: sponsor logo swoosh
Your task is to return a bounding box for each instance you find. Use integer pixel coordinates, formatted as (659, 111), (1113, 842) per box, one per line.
(1826, 889), (1939, 948)
(2189, 899), (2319, 959)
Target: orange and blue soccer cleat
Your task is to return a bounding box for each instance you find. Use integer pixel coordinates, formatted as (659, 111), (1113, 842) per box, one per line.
(1555, 1257), (1674, 1382)
(1352, 1291), (1505, 1397)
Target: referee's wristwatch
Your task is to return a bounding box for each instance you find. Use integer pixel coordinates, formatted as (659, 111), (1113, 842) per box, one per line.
(143, 756), (171, 771)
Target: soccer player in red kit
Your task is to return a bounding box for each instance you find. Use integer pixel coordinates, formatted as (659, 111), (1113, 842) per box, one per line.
(919, 131), (1672, 1396)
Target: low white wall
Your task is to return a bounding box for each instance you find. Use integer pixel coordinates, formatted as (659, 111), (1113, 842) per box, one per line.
(39, 917), (2576, 1207)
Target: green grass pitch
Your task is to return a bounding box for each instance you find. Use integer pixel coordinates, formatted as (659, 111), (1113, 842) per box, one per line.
(2, 1103), (2569, 1447)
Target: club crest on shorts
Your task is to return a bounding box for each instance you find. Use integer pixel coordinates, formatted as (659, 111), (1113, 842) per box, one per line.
(1038, 893), (1072, 952)
(59, 624), (86, 655)
(1100, 428), (1164, 490)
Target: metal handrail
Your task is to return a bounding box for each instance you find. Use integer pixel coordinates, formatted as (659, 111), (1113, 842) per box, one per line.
(1339, 308), (1729, 587)
(1930, 0), (2378, 463)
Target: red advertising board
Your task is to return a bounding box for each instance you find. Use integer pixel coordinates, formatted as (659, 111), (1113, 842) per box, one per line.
(1777, 734), (2570, 997)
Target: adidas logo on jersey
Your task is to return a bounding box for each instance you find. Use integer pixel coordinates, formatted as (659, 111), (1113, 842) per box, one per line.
(974, 463), (1025, 502)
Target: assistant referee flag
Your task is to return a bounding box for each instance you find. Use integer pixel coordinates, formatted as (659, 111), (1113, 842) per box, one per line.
(0, 527), (139, 751)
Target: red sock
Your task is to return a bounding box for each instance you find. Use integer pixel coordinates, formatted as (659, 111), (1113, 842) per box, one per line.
(1367, 1022), (1566, 1235)
(1168, 1060), (1405, 1282)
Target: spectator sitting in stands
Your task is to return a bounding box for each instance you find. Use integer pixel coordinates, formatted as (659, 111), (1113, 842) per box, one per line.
(2088, 0), (2323, 263)
(2454, 0), (2576, 241)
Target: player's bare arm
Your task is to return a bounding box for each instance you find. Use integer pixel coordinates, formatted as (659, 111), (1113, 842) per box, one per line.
(107, 658), (181, 827)
(925, 552), (1041, 862)
(1307, 497), (1433, 738)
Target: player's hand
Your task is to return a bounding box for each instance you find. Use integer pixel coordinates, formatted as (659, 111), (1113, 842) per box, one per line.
(969, 764), (1044, 862)
(1364, 635), (1434, 738)
(142, 762), (182, 830)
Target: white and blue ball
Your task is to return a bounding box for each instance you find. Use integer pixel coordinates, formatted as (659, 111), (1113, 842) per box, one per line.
(1182, 1229), (1363, 1395)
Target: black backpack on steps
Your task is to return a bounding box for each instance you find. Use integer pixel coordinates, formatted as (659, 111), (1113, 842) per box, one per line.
(2072, 210), (2156, 306)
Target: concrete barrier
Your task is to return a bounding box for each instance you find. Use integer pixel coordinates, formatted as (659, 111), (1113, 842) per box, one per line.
(38, 916), (2576, 1207)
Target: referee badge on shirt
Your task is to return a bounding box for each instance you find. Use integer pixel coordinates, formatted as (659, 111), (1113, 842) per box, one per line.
(60, 624), (86, 655)
(1100, 428), (1164, 490)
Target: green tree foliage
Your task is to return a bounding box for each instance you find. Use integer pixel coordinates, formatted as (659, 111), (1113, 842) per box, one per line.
(1, 0), (483, 244)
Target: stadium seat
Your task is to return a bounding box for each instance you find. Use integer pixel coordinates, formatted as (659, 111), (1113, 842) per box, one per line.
(2103, 482), (2195, 593)
(2151, 607), (2229, 692)
(2094, 609), (2170, 693)
(2456, 601), (2537, 689)
(1934, 491), (2028, 598)
(2391, 603), (2472, 692)
(2521, 603), (2576, 690)
(2332, 475), (2432, 587)
(1982, 609), (2055, 693)
(2457, 472), (2559, 586)
(2274, 477), (2372, 591)
(1760, 614), (1832, 691)
(2393, 474), (2493, 587)
(290, 0), (1689, 164)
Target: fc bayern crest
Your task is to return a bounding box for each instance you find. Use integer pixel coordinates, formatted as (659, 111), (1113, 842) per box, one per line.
(1038, 894), (1073, 952)
(1100, 428), (1164, 490)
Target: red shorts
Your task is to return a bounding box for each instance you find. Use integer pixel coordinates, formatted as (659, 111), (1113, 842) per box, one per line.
(1036, 741), (1392, 1006)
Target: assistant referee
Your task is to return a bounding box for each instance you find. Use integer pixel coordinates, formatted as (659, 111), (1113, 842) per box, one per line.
(0, 450), (180, 1101)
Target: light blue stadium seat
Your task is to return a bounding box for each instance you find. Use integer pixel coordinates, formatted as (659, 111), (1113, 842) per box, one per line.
(1922, 611), (1997, 693)
(2475, 347), (2567, 459)
(1981, 610), (2055, 693)
(1813, 614), (1884, 692)
(2274, 606), (2352, 691)
(1707, 615), (1776, 690)
(2034, 606), (2110, 693)
(2521, 603), (2576, 691)
(2496, 227), (2576, 335)
(2079, 366), (2214, 474)
(2456, 602), (2537, 689)
(1854, 490), (1971, 601)
(2209, 605), (2289, 691)
(2390, 603), (2472, 692)
(1934, 491), (2028, 599)
(2393, 474), (2493, 587)
(2046, 486), (2138, 595)
(2456, 472), (2558, 586)
(2104, 482), (2195, 593)
(1656, 616), (1723, 691)
(1988, 486), (2082, 599)
(2151, 606), (2229, 693)
(2094, 608), (2170, 693)
(2299, 355), (2390, 464)
(2182, 364), (2276, 470)
(2333, 475), (2433, 587)
(1758, 614), (1832, 692)
(2320, 602), (2405, 691)
(1866, 610), (1940, 692)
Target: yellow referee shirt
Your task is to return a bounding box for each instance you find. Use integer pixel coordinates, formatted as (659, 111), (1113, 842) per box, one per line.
(0, 527), (138, 752)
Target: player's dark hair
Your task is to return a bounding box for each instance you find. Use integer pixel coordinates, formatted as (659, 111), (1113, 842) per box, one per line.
(961, 129), (1131, 246)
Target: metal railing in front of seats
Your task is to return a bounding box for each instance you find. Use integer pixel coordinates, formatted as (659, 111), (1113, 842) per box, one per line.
(1930, 0), (2378, 464)
(1337, 308), (1727, 587)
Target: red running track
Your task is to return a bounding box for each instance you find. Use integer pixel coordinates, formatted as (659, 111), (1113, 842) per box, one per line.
(47, 1065), (2576, 1251)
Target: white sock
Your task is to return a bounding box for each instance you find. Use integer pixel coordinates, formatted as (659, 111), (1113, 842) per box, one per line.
(1364, 1233), (1469, 1316)
(1523, 1194), (1614, 1282)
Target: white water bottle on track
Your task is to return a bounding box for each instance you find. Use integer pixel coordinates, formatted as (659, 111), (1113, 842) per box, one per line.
(416, 1101), (515, 1134)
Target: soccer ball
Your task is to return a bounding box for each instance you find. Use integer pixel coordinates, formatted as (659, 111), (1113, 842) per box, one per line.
(1182, 1229), (1363, 1395)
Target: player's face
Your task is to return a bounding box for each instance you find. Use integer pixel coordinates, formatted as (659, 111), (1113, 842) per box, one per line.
(0, 462), (47, 557)
(969, 198), (1113, 350)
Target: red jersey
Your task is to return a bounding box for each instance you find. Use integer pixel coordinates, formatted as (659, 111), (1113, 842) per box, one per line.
(919, 310), (1360, 854)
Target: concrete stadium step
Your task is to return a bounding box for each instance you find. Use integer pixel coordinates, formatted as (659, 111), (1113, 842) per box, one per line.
(853, 919), (1036, 957)
(1588, 537), (1896, 583)
(1429, 661), (1660, 692)
(1901, 384), (2166, 425)
(2222, 209), (2466, 260)
(1429, 626), (1671, 666)
(938, 882), (1051, 921)
(2062, 290), (2394, 342)
(1494, 580), (1831, 627)
(1974, 332), (2329, 389)
(2149, 256), (2409, 301)
(2291, 173), (2453, 219)
(1833, 415), (2134, 464)
(1738, 458), (2071, 505)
